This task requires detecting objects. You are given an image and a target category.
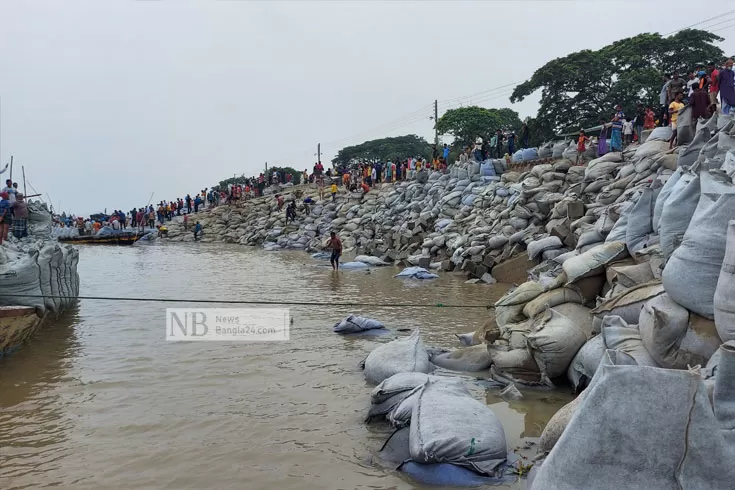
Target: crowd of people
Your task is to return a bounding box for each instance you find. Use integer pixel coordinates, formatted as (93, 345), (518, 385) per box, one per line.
(0, 175), (30, 244)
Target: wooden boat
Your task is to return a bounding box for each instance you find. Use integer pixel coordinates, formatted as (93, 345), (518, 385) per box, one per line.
(0, 306), (46, 359)
(57, 231), (143, 245)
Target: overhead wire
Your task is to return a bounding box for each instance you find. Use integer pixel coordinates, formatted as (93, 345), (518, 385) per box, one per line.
(662, 10), (735, 36)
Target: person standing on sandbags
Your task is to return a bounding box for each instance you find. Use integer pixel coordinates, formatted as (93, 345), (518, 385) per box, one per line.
(326, 232), (342, 271)
(668, 91), (685, 149)
(718, 58), (735, 115)
(609, 105), (625, 152)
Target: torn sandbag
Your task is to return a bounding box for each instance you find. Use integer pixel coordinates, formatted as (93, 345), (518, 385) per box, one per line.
(591, 281), (665, 330)
(409, 380), (507, 475)
(638, 293), (721, 369)
(333, 315), (387, 334)
(363, 330), (432, 384)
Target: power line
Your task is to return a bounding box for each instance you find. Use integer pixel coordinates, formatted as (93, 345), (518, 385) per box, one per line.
(663, 10), (735, 36)
(1, 293), (495, 309)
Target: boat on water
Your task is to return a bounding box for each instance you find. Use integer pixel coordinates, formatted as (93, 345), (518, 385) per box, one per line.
(57, 231), (144, 245)
(0, 306), (47, 359)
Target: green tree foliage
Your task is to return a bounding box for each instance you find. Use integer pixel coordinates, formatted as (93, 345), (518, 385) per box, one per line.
(331, 134), (431, 167)
(435, 106), (521, 148)
(510, 29), (724, 136)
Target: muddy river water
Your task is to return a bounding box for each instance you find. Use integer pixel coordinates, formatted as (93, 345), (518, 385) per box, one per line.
(0, 243), (571, 489)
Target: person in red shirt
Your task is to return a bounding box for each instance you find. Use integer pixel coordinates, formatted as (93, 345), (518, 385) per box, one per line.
(708, 61), (719, 113)
(361, 182), (369, 194)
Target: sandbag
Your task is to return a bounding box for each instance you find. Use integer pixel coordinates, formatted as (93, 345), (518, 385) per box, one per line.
(0, 250), (44, 312)
(522, 287), (585, 319)
(394, 266), (439, 280)
(607, 262), (655, 288)
(495, 281), (545, 307)
(37, 244), (60, 312)
(714, 220), (735, 342)
(592, 281), (665, 331)
(639, 293), (721, 369)
(487, 345), (542, 385)
(371, 372), (430, 404)
(677, 125), (710, 168)
(563, 241), (628, 284)
(601, 315), (658, 366)
(353, 255), (389, 266)
(659, 174), (700, 260)
(652, 167), (683, 232)
(676, 105), (694, 145)
(431, 344), (493, 372)
(455, 331), (481, 346)
(522, 147), (539, 161)
(333, 315), (386, 334)
(527, 236), (562, 260)
(409, 380), (507, 475)
(647, 126), (672, 141)
(531, 363), (735, 490)
(663, 178), (735, 319)
(526, 307), (588, 381)
(566, 334), (606, 391)
(363, 330), (432, 384)
(625, 188), (654, 254)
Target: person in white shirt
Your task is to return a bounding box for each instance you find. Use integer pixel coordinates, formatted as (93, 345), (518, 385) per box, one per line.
(474, 136), (483, 162)
(622, 118), (634, 145)
(111, 219), (121, 230)
(2, 179), (16, 204)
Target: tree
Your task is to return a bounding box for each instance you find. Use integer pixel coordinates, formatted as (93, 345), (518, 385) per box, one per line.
(218, 166), (302, 188)
(331, 134), (431, 167)
(435, 106), (521, 149)
(510, 29), (724, 136)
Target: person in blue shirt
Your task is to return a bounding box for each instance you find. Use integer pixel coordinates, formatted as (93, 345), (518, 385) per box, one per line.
(0, 192), (10, 244)
(194, 195), (202, 213)
(193, 221), (202, 240)
(507, 132), (516, 155)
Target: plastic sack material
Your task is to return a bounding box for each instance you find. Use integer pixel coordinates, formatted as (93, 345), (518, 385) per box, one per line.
(526, 307), (588, 381)
(647, 125), (673, 142)
(527, 236), (562, 260)
(512, 150), (524, 162)
(495, 281), (545, 307)
(333, 315), (386, 334)
(714, 220), (735, 342)
(522, 148), (539, 161)
(339, 261), (370, 270)
(566, 334), (606, 391)
(625, 188), (654, 254)
(409, 380), (507, 475)
(563, 241), (628, 284)
(659, 174), (700, 260)
(431, 344), (493, 372)
(363, 330), (432, 384)
(0, 250), (44, 312)
(601, 315), (658, 366)
(371, 372), (430, 404)
(663, 178), (735, 319)
(394, 267), (439, 280)
(531, 364), (735, 490)
(353, 255), (389, 266)
(638, 293), (721, 369)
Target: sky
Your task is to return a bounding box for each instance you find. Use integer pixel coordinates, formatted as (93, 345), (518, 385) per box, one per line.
(1, 0), (734, 215)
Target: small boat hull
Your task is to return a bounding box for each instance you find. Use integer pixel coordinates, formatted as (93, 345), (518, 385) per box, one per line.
(58, 234), (143, 245)
(0, 306), (45, 359)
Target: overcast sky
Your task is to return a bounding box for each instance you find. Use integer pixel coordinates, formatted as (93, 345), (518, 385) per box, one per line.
(1, 1), (734, 215)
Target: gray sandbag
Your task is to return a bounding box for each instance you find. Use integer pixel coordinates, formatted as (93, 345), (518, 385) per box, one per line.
(552, 302), (594, 339)
(431, 344), (493, 372)
(526, 307), (588, 382)
(652, 167), (683, 232)
(531, 364), (735, 490)
(663, 176), (735, 319)
(566, 334), (606, 391)
(625, 188), (654, 254)
(363, 329), (432, 384)
(563, 241), (628, 284)
(371, 372), (430, 404)
(455, 331), (481, 346)
(409, 379), (507, 475)
(606, 262), (655, 288)
(495, 281), (545, 307)
(37, 243), (60, 312)
(713, 343), (735, 448)
(601, 315), (658, 366)
(527, 236), (562, 260)
(676, 104), (694, 145)
(639, 293), (721, 369)
(605, 201), (631, 243)
(591, 281), (665, 332)
(333, 315), (386, 334)
(678, 125), (710, 169)
(0, 250), (44, 312)
(647, 126), (672, 141)
(714, 220), (735, 342)
(522, 287), (585, 319)
(367, 389), (418, 423)
(659, 173), (700, 260)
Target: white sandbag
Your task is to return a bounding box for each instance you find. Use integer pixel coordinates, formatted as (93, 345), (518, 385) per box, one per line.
(576, 230), (604, 249)
(371, 372), (430, 404)
(653, 167), (683, 232)
(601, 315), (658, 366)
(633, 139), (670, 160)
(625, 188), (654, 254)
(638, 293), (721, 369)
(531, 363), (735, 490)
(522, 287), (585, 319)
(353, 255), (389, 266)
(647, 126), (672, 141)
(409, 380), (507, 474)
(584, 154), (622, 181)
(363, 330), (432, 384)
(431, 344), (493, 372)
(676, 105), (694, 145)
(526, 307), (588, 381)
(495, 281), (545, 307)
(527, 236), (562, 259)
(333, 315), (386, 334)
(663, 180), (735, 319)
(0, 250), (44, 312)
(522, 148), (539, 161)
(455, 331), (481, 346)
(394, 266), (439, 280)
(566, 334), (606, 391)
(563, 241), (628, 284)
(659, 174), (700, 260)
(487, 345), (542, 384)
(714, 220), (735, 341)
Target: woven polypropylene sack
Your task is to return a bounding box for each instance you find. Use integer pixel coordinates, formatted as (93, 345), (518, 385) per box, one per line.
(363, 330), (432, 384)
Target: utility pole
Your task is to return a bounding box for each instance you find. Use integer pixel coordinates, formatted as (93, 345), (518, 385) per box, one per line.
(434, 99), (439, 147)
(22, 165), (26, 196)
(317, 143), (321, 164)
(265, 162), (268, 175)
(9, 155), (12, 182)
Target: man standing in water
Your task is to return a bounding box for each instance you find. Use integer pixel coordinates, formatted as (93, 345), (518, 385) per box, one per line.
(326, 231), (342, 271)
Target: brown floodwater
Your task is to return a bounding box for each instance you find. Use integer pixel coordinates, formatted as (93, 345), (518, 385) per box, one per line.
(0, 243), (572, 490)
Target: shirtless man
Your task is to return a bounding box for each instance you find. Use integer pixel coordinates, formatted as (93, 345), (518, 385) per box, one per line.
(326, 231), (342, 271)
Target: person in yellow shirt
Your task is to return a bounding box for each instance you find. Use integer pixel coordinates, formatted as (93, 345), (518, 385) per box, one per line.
(432, 158), (439, 171)
(330, 182), (338, 202)
(669, 91), (685, 149)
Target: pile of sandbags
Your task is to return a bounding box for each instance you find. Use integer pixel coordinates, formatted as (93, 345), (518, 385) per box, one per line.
(362, 330), (432, 384)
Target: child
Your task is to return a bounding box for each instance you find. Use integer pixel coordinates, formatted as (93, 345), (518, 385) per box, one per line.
(330, 182), (338, 202)
(576, 130), (589, 165)
(622, 118), (634, 146)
